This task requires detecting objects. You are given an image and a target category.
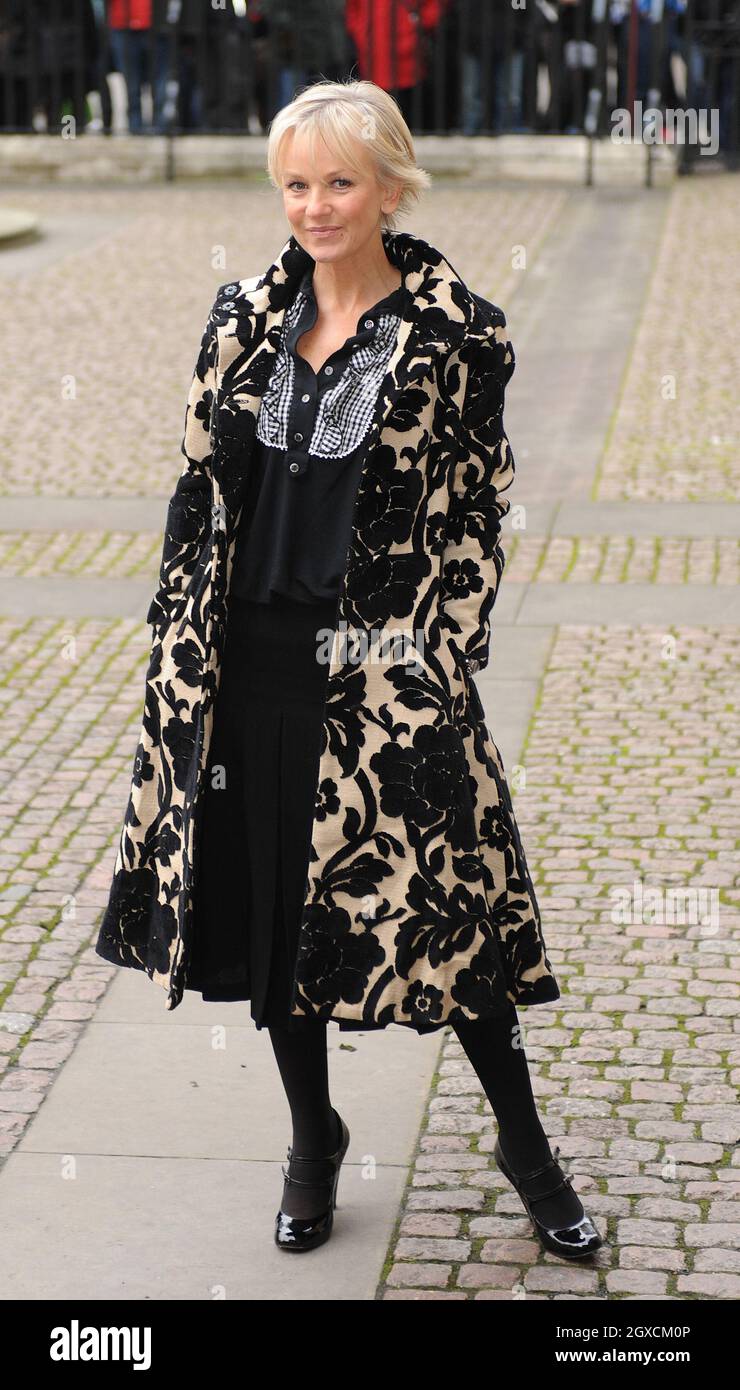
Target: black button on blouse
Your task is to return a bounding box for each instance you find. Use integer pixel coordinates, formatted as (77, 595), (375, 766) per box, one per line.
(230, 263), (410, 605)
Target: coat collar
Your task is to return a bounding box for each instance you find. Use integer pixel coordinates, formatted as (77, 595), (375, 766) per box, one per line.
(213, 229), (499, 469)
(226, 227), (498, 352)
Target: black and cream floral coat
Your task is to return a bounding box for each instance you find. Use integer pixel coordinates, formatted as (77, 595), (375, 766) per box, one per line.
(95, 227), (560, 1029)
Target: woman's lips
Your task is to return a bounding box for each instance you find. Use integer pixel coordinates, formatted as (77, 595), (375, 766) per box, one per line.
(309, 227), (341, 237)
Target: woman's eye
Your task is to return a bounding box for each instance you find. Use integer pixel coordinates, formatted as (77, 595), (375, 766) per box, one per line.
(286, 179), (352, 190)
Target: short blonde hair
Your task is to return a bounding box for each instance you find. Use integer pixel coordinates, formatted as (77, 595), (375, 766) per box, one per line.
(266, 78), (431, 230)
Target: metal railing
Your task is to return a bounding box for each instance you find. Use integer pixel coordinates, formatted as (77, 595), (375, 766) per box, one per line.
(0, 1), (737, 173)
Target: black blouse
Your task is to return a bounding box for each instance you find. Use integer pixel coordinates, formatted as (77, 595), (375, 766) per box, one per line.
(230, 263), (410, 605)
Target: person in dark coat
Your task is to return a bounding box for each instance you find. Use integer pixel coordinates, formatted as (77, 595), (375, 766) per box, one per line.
(0, 0), (100, 131)
(258, 0), (350, 120)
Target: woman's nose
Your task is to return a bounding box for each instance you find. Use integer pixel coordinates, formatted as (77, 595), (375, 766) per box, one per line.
(307, 191), (332, 214)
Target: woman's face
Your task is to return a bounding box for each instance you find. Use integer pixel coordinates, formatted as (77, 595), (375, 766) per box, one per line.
(278, 128), (400, 266)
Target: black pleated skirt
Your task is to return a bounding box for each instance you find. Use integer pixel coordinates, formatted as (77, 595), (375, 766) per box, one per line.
(189, 592), (339, 1031)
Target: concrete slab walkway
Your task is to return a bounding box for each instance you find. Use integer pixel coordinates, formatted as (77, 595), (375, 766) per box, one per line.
(0, 972), (441, 1300)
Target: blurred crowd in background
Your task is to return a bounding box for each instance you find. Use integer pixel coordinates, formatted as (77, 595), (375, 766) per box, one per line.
(0, 0), (737, 150)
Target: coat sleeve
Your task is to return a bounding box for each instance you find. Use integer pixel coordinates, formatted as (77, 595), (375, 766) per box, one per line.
(439, 310), (516, 676)
(145, 301), (220, 636)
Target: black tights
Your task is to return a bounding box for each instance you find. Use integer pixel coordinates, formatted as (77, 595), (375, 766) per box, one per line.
(268, 1016), (337, 1156)
(450, 1002), (551, 1171)
(269, 1002), (549, 1165)
(268, 1018), (339, 1220)
(268, 1002), (585, 1224)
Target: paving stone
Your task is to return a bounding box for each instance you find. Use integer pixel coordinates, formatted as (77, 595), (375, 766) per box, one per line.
(676, 1273), (740, 1298)
(605, 1270), (669, 1295)
(619, 1245), (687, 1271)
(386, 1263), (451, 1289)
(525, 1266), (601, 1293)
(457, 1263), (522, 1289)
(395, 1238), (471, 1261)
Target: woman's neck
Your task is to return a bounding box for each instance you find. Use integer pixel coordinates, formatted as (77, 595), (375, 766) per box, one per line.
(310, 254), (403, 320)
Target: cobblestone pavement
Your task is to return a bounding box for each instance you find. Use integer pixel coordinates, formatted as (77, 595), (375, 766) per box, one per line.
(0, 532), (159, 575)
(596, 175), (740, 502)
(0, 175), (737, 1300)
(500, 534), (738, 585)
(0, 617), (148, 1114)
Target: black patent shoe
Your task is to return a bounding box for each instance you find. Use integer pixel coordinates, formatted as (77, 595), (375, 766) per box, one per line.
(493, 1137), (604, 1260)
(274, 1108), (350, 1253)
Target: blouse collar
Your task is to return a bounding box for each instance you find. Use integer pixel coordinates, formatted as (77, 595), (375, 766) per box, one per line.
(289, 263), (409, 346)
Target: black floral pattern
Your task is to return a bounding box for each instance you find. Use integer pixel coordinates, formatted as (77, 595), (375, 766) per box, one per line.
(95, 228), (560, 1026)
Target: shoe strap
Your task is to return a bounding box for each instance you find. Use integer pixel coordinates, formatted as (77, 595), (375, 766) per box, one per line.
(287, 1146), (341, 1164)
(521, 1173), (575, 1207)
(281, 1162), (336, 1190)
(286, 1112), (343, 1165)
(504, 1142), (565, 1184)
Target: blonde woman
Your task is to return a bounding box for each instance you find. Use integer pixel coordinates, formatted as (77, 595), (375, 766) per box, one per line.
(97, 79), (603, 1261)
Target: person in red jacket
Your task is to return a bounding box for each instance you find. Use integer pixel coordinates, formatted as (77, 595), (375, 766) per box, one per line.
(107, 0), (168, 133)
(345, 0), (446, 128)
